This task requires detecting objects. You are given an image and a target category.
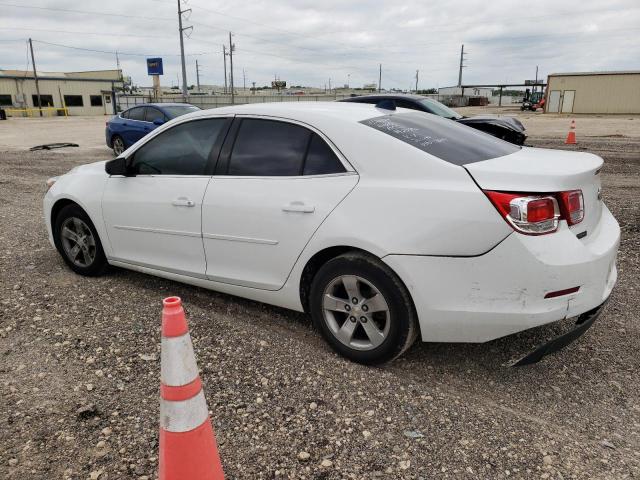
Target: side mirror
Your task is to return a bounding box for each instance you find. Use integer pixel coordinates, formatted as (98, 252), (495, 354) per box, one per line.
(105, 156), (130, 176)
(153, 118), (165, 126)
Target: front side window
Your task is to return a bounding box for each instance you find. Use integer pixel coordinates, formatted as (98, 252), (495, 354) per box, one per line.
(130, 119), (227, 175)
(361, 112), (519, 165)
(145, 107), (165, 123)
(127, 107), (145, 121)
(418, 98), (462, 119)
(162, 105), (200, 119)
(395, 99), (421, 111)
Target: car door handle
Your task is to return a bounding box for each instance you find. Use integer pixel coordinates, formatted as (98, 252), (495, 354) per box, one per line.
(172, 197), (195, 207)
(282, 202), (315, 213)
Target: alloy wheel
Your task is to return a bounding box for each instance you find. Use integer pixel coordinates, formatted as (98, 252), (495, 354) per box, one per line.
(322, 275), (391, 351)
(113, 137), (125, 156)
(60, 217), (97, 268)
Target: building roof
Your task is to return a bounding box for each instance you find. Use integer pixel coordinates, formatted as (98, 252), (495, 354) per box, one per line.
(0, 69), (123, 82)
(548, 70), (640, 77)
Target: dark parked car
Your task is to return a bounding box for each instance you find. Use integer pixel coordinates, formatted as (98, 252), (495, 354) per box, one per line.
(339, 94), (526, 145)
(106, 103), (201, 155)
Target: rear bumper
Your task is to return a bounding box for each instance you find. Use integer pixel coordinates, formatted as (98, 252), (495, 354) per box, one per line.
(512, 301), (606, 366)
(384, 204), (619, 343)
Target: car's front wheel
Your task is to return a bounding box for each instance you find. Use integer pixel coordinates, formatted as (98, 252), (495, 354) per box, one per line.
(310, 252), (418, 364)
(53, 204), (108, 276)
(112, 135), (125, 156)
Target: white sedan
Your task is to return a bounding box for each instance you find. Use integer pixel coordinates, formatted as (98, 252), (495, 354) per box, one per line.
(44, 102), (619, 364)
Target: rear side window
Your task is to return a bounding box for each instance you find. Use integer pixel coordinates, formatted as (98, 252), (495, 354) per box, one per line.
(131, 119), (226, 175)
(127, 107), (145, 121)
(228, 119), (310, 176)
(227, 119), (346, 176)
(304, 134), (346, 175)
(360, 112), (519, 165)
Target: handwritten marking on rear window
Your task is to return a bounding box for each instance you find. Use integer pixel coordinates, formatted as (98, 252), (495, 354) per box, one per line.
(365, 117), (447, 147)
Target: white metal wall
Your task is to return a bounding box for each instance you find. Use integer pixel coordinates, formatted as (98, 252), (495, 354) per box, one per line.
(0, 78), (116, 115)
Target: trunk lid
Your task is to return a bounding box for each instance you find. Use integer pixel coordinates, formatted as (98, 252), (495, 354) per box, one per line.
(465, 147), (603, 237)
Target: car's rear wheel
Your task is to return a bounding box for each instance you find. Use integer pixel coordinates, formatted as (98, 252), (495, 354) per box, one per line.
(310, 251), (418, 364)
(112, 135), (125, 156)
(53, 204), (108, 276)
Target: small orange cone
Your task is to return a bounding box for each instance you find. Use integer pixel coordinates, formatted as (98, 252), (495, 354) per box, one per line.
(565, 119), (577, 144)
(159, 297), (224, 480)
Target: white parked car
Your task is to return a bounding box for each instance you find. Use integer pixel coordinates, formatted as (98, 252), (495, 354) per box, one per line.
(44, 102), (619, 365)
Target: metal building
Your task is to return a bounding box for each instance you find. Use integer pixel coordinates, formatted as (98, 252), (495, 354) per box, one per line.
(0, 69), (124, 116)
(545, 71), (640, 114)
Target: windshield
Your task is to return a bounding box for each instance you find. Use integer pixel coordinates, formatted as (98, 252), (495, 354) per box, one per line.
(419, 98), (463, 120)
(360, 112), (519, 165)
(162, 105), (201, 119)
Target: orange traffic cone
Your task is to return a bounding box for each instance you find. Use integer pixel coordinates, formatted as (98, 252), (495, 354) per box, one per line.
(159, 296), (224, 480)
(565, 119), (576, 144)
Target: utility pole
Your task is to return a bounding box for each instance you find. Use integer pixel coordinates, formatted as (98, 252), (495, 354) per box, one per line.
(252, 81), (256, 95)
(242, 68), (246, 92)
(28, 38), (42, 117)
(378, 64), (382, 92)
(328, 78), (331, 93)
(228, 32), (235, 104)
(177, 0), (192, 101)
(195, 59), (201, 92)
(534, 65), (539, 96)
(222, 45), (227, 94)
(415, 69), (419, 92)
(457, 44), (466, 87)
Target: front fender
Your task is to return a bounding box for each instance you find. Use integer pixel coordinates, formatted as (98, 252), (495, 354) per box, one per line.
(44, 167), (111, 256)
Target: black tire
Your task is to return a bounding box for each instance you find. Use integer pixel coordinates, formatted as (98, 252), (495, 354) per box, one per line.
(112, 135), (125, 156)
(309, 251), (418, 364)
(53, 203), (108, 276)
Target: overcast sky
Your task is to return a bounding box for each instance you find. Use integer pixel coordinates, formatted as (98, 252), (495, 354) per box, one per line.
(1, 0), (639, 90)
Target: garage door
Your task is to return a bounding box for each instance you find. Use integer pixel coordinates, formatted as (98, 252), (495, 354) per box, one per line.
(561, 90), (575, 113)
(548, 90), (561, 113)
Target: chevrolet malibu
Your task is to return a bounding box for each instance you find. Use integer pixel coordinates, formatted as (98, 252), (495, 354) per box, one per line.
(44, 102), (619, 365)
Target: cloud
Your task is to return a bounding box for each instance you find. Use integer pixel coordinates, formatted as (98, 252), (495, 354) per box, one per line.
(0, 0), (638, 90)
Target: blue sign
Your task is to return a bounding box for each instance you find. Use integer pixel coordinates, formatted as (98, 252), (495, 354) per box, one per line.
(147, 58), (163, 76)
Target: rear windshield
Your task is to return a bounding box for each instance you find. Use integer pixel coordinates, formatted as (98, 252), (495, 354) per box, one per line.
(360, 112), (519, 165)
(162, 105), (201, 119)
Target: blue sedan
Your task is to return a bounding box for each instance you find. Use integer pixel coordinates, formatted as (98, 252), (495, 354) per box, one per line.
(106, 103), (201, 155)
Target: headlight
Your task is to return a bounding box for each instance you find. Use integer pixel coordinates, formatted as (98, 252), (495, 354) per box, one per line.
(45, 176), (59, 191)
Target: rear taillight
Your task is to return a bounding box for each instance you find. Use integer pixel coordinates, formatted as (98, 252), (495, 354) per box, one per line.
(484, 189), (585, 235)
(558, 190), (584, 225)
(484, 191), (559, 235)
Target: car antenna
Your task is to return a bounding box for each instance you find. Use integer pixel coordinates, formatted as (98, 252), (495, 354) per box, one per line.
(375, 99), (396, 111)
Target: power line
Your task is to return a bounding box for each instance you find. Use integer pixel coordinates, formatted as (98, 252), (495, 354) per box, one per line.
(30, 39), (214, 57)
(0, 3), (175, 23)
(0, 26), (171, 40)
